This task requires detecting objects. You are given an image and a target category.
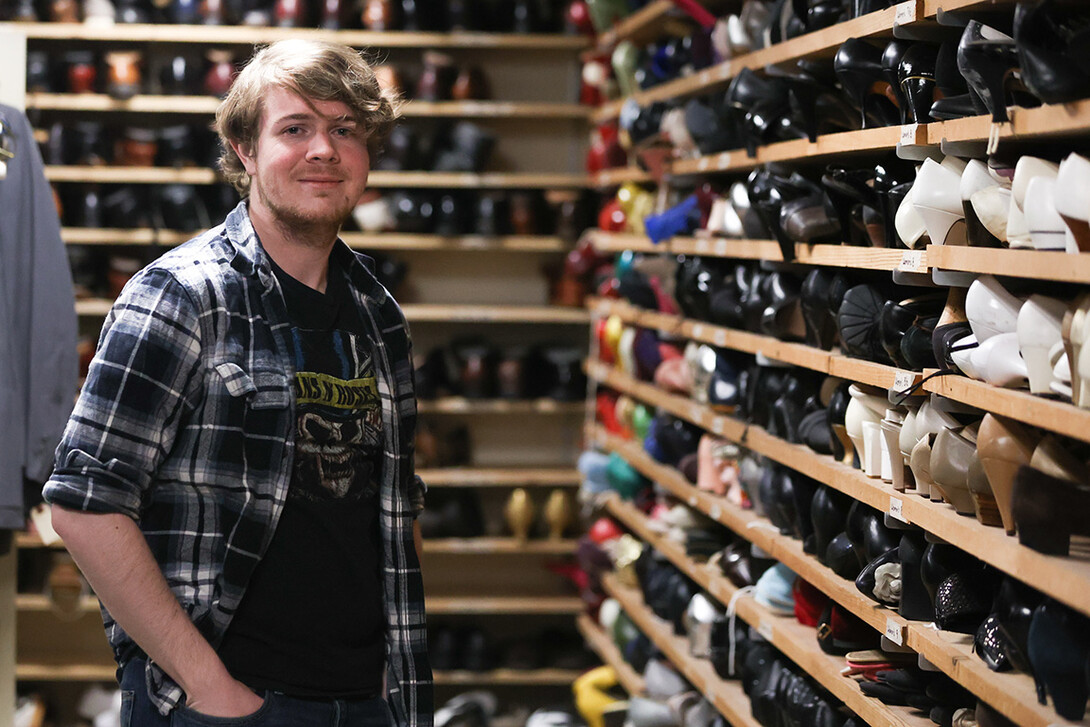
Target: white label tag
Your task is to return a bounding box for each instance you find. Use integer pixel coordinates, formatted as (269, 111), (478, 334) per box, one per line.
(757, 620), (774, 641)
(709, 505), (722, 520)
(696, 239), (710, 254)
(713, 330), (727, 346)
(900, 123), (919, 146)
(712, 418), (725, 436)
(691, 324), (705, 339)
(690, 404), (703, 423)
(689, 495), (698, 507)
(893, 371), (915, 391)
(699, 69), (713, 87)
(889, 497), (907, 523)
(899, 250), (924, 272)
(885, 617), (905, 646)
(699, 157), (711, 171)
(895, 1), (915, 25)
(714, 239), (728, 256)
(717, 155), (731, 170)
(718, 62), (732, 80)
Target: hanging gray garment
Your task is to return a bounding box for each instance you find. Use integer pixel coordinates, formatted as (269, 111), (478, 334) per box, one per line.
(0, 103), (77, 528)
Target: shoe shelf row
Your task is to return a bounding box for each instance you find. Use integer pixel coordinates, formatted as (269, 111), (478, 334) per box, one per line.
(591, 425), (1073, 727)
(26, 93), (591, 120)
(589, 0), (687, 55)
(592, 97), (1090, 188)
(44, 166), (590, 189)
(584, 360), (1090, 623)
(63, 229), (573, 252)
(591, 294), (1090, 446)
(588, 230), (1090, 285)
(590, 0), (1014, 124)
(575, 613), (647, 696)
(601, 574), (767, 727)
(601, 501), (940, 727)
(9, 22), (590, 50)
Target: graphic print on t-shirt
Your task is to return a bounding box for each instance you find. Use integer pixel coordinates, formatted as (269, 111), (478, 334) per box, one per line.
(290, 327), (381, 502)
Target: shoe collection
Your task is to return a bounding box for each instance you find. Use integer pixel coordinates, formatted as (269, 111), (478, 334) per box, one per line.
(418, 486), (576, 540)
(59, 183), (229, 231)
(583, 373), (1090, 721)
(26, 49), (239, 99)
(589, 1), (1090, 163)
(6, 0), (578, 32)
(416, 339), (587, 402)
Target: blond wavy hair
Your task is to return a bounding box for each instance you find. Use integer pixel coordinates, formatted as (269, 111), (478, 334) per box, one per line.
(214, 39), (399, 196)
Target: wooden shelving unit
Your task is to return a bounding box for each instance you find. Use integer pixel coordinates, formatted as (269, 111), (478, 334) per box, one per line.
(418, 467), (580, 487)
(574, 614), (645, 696)
(585, 362), (1090, 624)
(8, 22), (590, 49)
(591, 426), (1080, 727)
(16, 663), (115, 682)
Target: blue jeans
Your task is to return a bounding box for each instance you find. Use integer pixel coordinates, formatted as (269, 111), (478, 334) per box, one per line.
(120, 659), (394, 727)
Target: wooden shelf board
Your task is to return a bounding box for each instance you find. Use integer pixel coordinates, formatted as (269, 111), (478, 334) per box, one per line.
(341, 233), (569, 252)
(401, 304), (590, 323)
(591, 166), (654, 188)
(425, 596), (582, 614)
(418, 467), (580, 487)
(14, 534), (63, 550)
(46, 165), (218, 184)
(926, 244), (1090, 285)
(575, 614), (646, 696)
(16, 663), (115, 682)
(927, 99), (1090, 147)
(46, 166), (589, 189)
(584, 230), (656, 253)
(62, 227), (160, 245)
(671, 237), (782, 260)
(828, 356), (921, 391)
(924, 373), (1090, 445)
(7, 22), (589, 50)
(601, 575), (764, 727)
(593, 0), (674, 51)
(592, 427), (1078, 727)
(27, 93), (589, 120)
(432, 668), (582, 685)
(587, 365), (1090, 621)
(16, 595), (99, 613)
(425, 538), (576, 554)
(416, 398), (584, 415)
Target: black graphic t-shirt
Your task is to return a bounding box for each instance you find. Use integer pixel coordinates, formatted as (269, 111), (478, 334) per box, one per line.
(218, 253), (385, 698)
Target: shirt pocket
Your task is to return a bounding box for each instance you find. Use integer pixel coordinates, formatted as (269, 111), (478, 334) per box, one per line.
(213, 361), (291, 410)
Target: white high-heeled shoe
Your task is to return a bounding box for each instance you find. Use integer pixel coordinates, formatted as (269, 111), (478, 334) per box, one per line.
(965, 275), (1022, 342)
(913, 156), (969, 246)
(949, 332), (981, 379)
(896, 181), (929, 249)
(707, 197), (744, 237)
(1055, 153), (1090, 254)
(846, 386), (885, 474)
(960, 159), (1007, 246)
(1007, 157), (1060, 249)
(1023, 177), (1067, 251)
(969, 186), (1012, 244)
(969, 332), (1029, 388)
(1017, 295), (1068, 395)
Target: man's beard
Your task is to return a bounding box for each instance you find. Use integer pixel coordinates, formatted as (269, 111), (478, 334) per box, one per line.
(256, 183), (352, 246)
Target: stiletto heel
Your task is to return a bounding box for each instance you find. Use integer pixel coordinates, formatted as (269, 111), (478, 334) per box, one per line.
(897, 43), (940, 125)
(1018, 295), (1067, 396)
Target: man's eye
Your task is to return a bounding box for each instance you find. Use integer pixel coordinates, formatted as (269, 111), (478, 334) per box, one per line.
(334, 127), (355, 137)
(284, 126), (302, 135)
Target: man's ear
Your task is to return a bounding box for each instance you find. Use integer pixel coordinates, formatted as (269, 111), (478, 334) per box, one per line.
(231, 139), (257, 176)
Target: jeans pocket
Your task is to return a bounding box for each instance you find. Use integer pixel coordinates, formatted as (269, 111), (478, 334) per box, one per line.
(170, 692), (274, 727)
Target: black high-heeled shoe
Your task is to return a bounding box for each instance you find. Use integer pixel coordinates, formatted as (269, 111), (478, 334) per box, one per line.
(1028, 598), (1090, 721)
(956, 21), (1033, 126)
(821, 166), (879, 245)
(724, 69), (792, 156)
(801, 268), (848, 350)
(898, 43), (941, 125)
(834, 38), (902, 129)
(1014, 0), (1090, 107)
(881, 40), (913, 125)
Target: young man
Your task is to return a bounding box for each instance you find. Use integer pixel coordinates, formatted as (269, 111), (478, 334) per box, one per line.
(44, 39), (432, 727)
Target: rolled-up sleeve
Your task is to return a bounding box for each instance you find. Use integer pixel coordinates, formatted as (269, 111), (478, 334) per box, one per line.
(44, 269), (201, 520)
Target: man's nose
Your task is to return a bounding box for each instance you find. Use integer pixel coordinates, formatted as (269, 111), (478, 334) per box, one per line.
(307, 132), (339, 161)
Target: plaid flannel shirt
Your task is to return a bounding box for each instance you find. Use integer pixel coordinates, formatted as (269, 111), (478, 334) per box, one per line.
(44, 202), (432, 723)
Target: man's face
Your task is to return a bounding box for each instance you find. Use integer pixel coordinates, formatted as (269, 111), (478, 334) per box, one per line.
(233, 86), (370, 236)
